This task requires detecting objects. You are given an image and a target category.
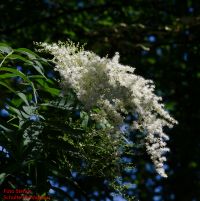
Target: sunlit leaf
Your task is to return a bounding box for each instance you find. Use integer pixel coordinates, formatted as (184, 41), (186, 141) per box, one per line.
(0, 43), (13, 54)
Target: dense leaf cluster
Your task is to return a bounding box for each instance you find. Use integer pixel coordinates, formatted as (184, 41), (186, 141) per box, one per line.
(0, 43), (136, 200)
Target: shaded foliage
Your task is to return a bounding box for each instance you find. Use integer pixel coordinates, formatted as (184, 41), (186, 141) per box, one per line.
(0, 44), (136, 200)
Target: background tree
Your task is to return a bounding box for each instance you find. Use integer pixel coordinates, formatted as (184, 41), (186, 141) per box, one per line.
(0, 0), (200, 200)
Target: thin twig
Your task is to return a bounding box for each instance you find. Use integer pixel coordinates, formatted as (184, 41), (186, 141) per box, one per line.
(0, 50), (14, 67)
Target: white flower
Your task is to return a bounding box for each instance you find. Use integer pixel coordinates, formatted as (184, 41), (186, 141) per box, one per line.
(36, 41), (178, 177)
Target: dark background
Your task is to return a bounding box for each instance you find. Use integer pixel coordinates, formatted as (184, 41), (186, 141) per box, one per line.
(0, 0), (200, 200)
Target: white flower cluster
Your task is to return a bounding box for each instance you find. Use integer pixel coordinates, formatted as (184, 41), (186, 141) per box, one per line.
(36, 41), (177, 177)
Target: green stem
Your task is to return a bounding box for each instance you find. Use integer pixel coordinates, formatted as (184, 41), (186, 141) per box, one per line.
(0, 50), (14, 67)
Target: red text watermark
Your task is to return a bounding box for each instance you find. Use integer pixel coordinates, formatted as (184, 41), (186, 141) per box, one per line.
(2, 189), (51, 200)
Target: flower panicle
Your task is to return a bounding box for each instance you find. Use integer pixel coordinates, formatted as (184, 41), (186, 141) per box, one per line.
(36, 41), (178, 177)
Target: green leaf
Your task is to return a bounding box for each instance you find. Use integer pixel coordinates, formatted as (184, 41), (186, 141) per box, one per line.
(7, 54), (33, 64)
(22, 106), (37, 115)
(33, 62), (46, 78)
(0, 67), (30, 83)
(0, 67), (38, 103)
(0, 173), (7, 185)
(9, 106), (22, 117)
(0, 43), (13, 54)
(35, 78), (60, 96)
(0, 124), (13, 132)
(147, 58), (156, 64)
(17, 92), (29, 106)
(0, 81), (29, 106)
(15, 48), (38, 59)
(0, 73), (18, 79)
(0, 81), (16, 93)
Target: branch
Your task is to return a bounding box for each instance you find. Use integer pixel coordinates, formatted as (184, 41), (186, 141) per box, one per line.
(0, 2), (118, 34)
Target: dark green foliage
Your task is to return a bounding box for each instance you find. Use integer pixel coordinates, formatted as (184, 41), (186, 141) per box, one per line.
(0, 44), (135, 200)
(0, 44), (58, 196)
